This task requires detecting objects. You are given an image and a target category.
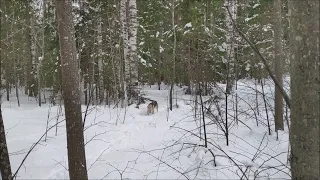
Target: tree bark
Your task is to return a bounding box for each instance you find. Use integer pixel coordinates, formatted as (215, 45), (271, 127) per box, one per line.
(169, 0), (176, 111)
(120, 0), (129, 106)
(128, 0), (139, 89)
(97, 15), (104, 104)
(274, 0), (284, 131)
(224, 0), (237, 93)
(289, 0), (319, 179)
(55, 1), (88, 179)
(38, 0), (47, 107)
(123, 0), (139, 105)
(26, 1), (37, 98)
(0, 105), (13, 180)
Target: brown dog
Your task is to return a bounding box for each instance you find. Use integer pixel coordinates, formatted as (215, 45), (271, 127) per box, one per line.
(147, 100), (158, 115)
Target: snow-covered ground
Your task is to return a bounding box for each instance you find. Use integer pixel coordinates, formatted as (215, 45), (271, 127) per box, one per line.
(1, 78), (291, 179)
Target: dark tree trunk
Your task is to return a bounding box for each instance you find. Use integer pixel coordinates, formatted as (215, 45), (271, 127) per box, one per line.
(169, 83), (173, 111)
(56, 1), (88, 179)
(289, 0), (319, 179)
(0, 105), (13, 180)
(274, 0), (284, 131)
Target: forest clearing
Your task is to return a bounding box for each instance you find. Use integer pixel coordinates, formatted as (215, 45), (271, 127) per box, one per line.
(3, 80), (291, 179)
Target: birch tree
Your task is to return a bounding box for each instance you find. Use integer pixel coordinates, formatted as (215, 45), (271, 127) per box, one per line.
(224, 0), (237, 93)
(30, 3), (38, 98)
(289, 0), (319, 178)
(127, 0), (139, 92)
(120, 0), (128, 107)
(121, 0), (139, 106)
(55, 0), (88, 179)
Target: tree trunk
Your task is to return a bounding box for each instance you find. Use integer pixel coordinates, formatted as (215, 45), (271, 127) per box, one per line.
(5, 71), (9, 101)
(30, 6), (38, 98)
(0, 105), (13, 180)
(289, 0), (319, 179)
(14, 59), (20, 107)
(97, 15), (104, 104)
(126, 0), (139, 105)
(274, 0), (284, 132)
(9, 5), (20, 107)
(26, 1), (37, 98)
(120, 0), (129, 107)
(25, 2), (34, 97)
(38, 0), (46, 107)
(55, 1), (88, 179)
(224, 0), (237, 93)
(169, 0), (176, 111)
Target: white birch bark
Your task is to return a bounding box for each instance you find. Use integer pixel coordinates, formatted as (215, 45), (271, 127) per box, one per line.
(30, 9), (37, 97)
(120, 0), (129, 106)
(121, 0), (139, 106)
(224, 0), (237, 92)
(128, 0), (138, 86)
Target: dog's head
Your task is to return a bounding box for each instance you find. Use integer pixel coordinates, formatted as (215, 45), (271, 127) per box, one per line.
(151, 100), (158, 106)
(147, 103), (154, 108)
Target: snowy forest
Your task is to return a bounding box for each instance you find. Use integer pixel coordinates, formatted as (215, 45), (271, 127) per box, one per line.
(0, 0), (319, 179)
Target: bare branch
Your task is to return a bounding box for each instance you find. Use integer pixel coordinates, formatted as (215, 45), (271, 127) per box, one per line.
(225, 6), (291, 109)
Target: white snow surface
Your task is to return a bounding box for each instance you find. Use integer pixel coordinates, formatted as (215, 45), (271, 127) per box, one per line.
(1, 78), (291, 179)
